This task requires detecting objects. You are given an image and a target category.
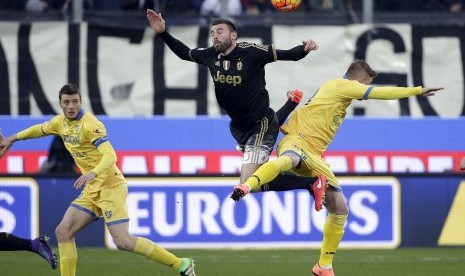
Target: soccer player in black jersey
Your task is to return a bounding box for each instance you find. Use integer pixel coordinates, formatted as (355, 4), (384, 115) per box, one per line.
(147, 10), (327, 210)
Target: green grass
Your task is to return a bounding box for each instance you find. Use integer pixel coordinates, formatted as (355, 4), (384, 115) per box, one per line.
(2, 247), (465, 275)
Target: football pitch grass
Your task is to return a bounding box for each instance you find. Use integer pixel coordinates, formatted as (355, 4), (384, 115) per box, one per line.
(2, 247), (465, 275)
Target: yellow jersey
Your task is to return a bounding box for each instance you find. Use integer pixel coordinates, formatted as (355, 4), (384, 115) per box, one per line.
(17, 110), (125, 192)
(281, 76), (422, 155)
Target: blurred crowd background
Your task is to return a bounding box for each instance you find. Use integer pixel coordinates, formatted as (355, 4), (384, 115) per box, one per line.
(0, 0), (463, 16)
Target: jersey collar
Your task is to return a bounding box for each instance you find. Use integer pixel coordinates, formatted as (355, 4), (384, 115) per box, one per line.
(75, 109), (84, 120)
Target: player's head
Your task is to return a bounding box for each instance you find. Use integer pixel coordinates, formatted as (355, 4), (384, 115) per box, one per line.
(210, 19), (237, 54)
(345, 60), (378, 85)
(58, 83), (82, 120)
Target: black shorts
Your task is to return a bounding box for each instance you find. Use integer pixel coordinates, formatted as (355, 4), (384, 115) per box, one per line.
(230, 109), (279, 164)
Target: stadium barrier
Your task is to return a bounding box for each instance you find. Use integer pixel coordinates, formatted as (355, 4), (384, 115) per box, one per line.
(1, 116), (465, 175)
(0, 174), (464, 248)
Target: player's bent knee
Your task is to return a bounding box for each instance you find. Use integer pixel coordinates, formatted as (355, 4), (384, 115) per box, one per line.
(55, 224), (72, 241)
(242, 146), (272, 165)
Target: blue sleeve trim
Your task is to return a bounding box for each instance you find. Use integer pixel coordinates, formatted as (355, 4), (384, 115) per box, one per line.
(70, 203), (100, 220)
(106, 219), (130, 226)
(93, 136), (109, 147)
(363, 87), (374, 100)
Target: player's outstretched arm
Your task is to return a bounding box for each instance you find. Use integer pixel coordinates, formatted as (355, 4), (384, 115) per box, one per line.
(421, 87), (444, 96)
(276, 40), (318, 61)
(146, 9), (166, 34)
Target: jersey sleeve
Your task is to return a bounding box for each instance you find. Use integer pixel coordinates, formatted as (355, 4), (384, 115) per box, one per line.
(40, 116), (61, 135)
(189, 47), (213, 66)
(366, 86), (422, 100)
(239, 43), (276, 66)
(83, 117), (109, 148)
(17, 116), (60, 139)
(338, 80), (422, 100)
(336, 80), (374, 100)
(275, 45), (307, 61)
(159, 30), (212, 66)
(91, 141), (117, 176)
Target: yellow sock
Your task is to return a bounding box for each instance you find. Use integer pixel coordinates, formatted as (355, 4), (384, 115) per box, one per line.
(319, 213), (348, 269)
(58, 242), (77, 276)
(245, 155), (293, 190)
(133, 237), (182, 271)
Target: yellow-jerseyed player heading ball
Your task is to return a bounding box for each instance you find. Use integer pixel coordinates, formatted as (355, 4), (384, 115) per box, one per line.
(271, 0), (301, 12)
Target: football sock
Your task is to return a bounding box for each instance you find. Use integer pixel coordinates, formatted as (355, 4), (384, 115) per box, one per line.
(133, 237), (182, 270)
(319, 213), (348, 269)
(245, 156), (293, 191)
(261, 173), (319, 192)
(276, 99), (298, 126)
(58, 242), (77, 276)
(0, 232), (31, 251)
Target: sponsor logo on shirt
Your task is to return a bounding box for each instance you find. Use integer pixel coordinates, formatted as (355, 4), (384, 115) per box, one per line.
(213, 71), (242, 86)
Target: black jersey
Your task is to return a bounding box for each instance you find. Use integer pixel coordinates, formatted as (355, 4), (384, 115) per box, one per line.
(190, 42), (276, 129)
(158, 31), (308, 129)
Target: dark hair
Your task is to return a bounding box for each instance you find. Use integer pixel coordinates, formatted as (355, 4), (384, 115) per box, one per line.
(345, 60), (378, 79)
(211, 19), (237, 33)
(59, 83), (81, 101)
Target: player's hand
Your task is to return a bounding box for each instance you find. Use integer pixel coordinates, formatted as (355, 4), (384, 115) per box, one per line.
(460, 157), (465, 170)
(302, 39), (319, 52)
(421, 87), (444, 96)
(74, 172), (97, 189)
(0, 133), (15, 160)
(146, 9), (165, 34)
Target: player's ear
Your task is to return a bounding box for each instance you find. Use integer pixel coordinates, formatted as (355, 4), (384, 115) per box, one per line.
(231, 31), (237, 41)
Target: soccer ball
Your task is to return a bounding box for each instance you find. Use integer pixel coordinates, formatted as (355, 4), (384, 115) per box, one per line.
(271, 0), (302, 12)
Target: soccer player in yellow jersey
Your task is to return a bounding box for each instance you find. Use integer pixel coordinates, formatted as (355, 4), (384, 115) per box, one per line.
(0, 84), (196, 276)
(230, 60), (444, 276)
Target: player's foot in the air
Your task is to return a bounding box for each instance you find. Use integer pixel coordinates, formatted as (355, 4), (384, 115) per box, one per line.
(309, 176), (328, 212)
(287, 89), (303, 104)
(31, 236), (58, 269)
(230, 184), (250, 202)
(312, 263), (334, 276)
(178, 258), (196, 276)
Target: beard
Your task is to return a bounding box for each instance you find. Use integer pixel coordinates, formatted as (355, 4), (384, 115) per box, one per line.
(213, 39), (233, 53)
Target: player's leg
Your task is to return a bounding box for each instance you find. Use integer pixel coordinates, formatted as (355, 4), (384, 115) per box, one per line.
(235, 114), (279, 183)
(231, 132), (302, 201)
(0, 232), (32, 250)
(55, 198), (98, 276)
(103, 185), (196, 275)
(261, 173), (319, 192)
(312, 189), (348, 276)
(275, 89), (303, 125)
(107, 222), (195, 275)
(230, 113), (280, 200)
(0, 231), (57, 268)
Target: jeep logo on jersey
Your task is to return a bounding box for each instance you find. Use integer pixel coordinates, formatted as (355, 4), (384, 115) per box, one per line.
(213, 71), (242, 86)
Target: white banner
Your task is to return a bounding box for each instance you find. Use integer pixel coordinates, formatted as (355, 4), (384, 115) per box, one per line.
(0, 22), (462, 117)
